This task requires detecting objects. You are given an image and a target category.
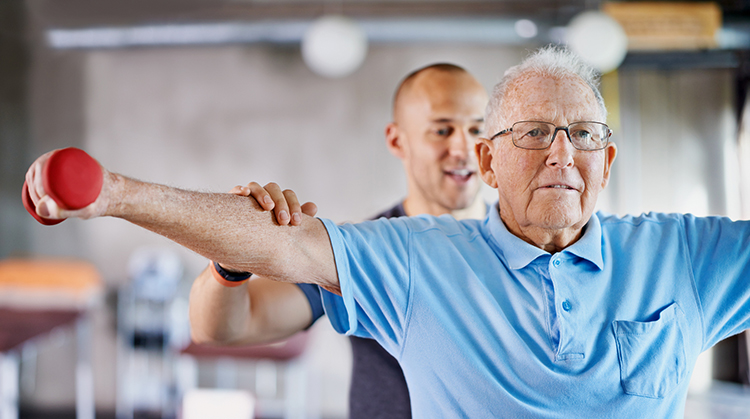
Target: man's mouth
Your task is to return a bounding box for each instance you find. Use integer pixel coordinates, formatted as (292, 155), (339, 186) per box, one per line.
(445, 169), (475, 183)
(539, 183), (577, 191)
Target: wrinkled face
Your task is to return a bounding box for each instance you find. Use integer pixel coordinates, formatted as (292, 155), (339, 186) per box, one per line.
(478, 74), (616, 240)
(395, 71), (488, 213)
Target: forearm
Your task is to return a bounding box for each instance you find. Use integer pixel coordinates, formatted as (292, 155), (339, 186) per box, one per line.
(189, 266), (251, 344)
(189, 265), (317, 344)
(107, 175), (259, 269)
(105, 174), (339, 290)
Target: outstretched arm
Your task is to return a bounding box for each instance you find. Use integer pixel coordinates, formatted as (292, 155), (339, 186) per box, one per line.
(189, 182), (322, 345)
(24, 149), (340, 292)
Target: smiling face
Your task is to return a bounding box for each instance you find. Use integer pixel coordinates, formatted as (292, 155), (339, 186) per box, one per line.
(477, 73), (617, 252)
(387, 68), (488, 216)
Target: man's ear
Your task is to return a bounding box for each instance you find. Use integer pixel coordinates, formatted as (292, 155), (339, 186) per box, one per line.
(385, 122), (406, 158)
(476, 138), (498, 188)
(600, 142), (617, 189)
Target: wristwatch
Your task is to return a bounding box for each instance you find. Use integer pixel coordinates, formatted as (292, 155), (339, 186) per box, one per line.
(210, 261), (251, 287)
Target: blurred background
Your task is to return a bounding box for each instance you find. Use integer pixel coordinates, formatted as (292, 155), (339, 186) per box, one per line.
(2, 0), (750, 418)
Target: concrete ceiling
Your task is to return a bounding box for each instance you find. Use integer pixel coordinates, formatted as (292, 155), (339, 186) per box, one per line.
(28, 0), (750, 29)
(23, 0), (750, 66)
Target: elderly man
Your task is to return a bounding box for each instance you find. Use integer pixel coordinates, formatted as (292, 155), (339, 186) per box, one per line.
(25, 46), (750, 418)
(188, 63), (488, 419)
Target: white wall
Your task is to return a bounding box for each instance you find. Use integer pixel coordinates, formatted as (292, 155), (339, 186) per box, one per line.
(604, 68), (739, 219)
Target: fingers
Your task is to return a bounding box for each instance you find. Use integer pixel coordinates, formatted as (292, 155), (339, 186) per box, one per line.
(229, 185), (249, 196)
(255, 183), (284, 224)
(301, 202), (318, 217)
(228, 181), (309, 226)
(250, 182), (276, 210)
(282, 189), (303, 226)
(261, 183), (302, 226)
(25, 151), (54, 206)
(229, 182), (277, 212)
(37, 196), (63, 219)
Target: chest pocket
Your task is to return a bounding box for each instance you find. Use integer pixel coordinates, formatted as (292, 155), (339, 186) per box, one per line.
(612, 303), (687, 399)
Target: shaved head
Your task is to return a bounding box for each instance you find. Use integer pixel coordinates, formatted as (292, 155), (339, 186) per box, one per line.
(393, 63), (472, 122)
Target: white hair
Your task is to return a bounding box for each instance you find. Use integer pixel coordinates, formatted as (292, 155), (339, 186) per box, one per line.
(485, 45), (608, 133)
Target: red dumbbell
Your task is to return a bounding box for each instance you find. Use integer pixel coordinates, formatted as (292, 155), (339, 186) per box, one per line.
(22, 147), (103, 225)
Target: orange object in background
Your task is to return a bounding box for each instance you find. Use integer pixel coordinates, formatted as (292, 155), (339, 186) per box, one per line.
(604, 2), (722, 51)
(0, 258), (103, 310)
(0, 258), (102, 419)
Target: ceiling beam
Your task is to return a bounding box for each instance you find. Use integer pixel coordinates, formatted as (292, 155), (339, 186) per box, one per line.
(29, 0), (588, 29)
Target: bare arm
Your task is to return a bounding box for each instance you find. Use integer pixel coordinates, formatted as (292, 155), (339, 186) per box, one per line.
(189, 182), (321, 345)
(190, 270), (315, 344)
(25, 150), (340, 292)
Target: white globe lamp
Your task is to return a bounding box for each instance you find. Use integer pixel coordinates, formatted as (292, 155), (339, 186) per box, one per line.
(302, 15), (368, 78)
(566, 11), (628, 74)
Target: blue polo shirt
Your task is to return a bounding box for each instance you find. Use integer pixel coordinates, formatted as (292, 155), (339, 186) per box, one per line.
(319, 207), (750, 418)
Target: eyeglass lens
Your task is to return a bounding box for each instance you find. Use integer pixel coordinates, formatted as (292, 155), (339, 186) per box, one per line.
(512, 121), (609, 150)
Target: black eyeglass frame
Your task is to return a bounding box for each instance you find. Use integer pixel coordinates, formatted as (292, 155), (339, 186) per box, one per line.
(489, 120), (612, 151)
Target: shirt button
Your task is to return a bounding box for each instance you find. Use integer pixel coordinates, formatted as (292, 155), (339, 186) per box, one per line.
(553, 259), (561, 267)
(562, 300), (572, 312)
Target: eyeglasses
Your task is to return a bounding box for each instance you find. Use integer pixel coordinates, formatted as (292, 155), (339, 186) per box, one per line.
(489, 121), (612, 151)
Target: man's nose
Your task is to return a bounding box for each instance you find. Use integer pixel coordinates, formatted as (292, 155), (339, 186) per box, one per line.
(546, 130), (575, 168)
(448, 130), (471, 158)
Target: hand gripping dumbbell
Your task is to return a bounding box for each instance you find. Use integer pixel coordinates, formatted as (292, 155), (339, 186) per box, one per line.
(22, 147), (103, 225)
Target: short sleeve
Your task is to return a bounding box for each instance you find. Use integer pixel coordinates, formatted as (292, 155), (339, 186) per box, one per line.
(295, 284), (324, 329)
(683, 215), (750, 349)
(320, 217), (412, 352)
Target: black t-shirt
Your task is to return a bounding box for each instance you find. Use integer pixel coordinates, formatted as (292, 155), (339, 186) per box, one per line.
(296, 202), (411, 419)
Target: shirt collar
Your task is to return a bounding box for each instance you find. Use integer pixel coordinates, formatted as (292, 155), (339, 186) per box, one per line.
(565, 213), (604, 270)
(486, 205), (604, 271)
